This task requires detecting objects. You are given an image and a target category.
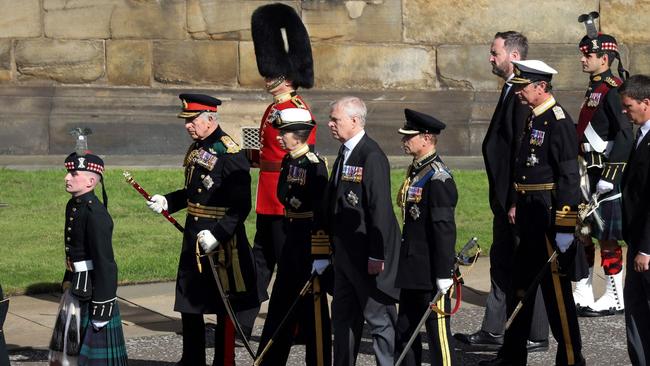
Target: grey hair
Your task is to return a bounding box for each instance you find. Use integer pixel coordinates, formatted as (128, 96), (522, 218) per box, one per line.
(199, 111), (219, 123)
(331, 96), (367, 126)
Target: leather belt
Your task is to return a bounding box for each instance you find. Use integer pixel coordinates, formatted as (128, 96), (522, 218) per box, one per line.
(285, 211), (314, 219)
(260, 160), (282, 172)
(188, 202), (226, 219)
(514, 182), (557, 193)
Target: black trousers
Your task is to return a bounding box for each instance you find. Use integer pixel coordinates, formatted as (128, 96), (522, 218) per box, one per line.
(257, 220), (332, 366)
(482, 210), (549, 340)
(242, 214), (287, 337)
(499, 193), (584, 366)
(624, 250), (650, 366)
(180, 312), (236, 366)
(396, 289), (455, 366)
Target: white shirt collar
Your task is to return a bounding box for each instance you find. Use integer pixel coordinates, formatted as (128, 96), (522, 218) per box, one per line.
(342, 130), (366, 163)
(505, 73), (515, 86)
(638, 121), (650, 147)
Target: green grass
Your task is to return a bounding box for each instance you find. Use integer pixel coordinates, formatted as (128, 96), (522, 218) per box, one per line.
(0, 168), (490, 295)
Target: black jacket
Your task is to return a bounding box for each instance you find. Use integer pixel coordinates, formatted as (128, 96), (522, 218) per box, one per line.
(326, 133), (401, 301)
(482, 83), (529, 215)
(622, 130), (650, 255)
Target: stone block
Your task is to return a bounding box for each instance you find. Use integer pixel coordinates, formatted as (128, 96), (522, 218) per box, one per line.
(0, 40), (10, 70)
(438, 44), (498, 90)
(403, 0), (597, 44)
(0, 87), (54, 154)
(238, 41), (265, 88)
(313, 43), (437, 90)
(601, 1), (650, 43)
(43, 0), (123, 10)
(188, 0), (295, 40)
(153, 41), (238, 85)
(527, 44), (587, 91)
(110, 0), (186, 40)
(44, 5), (113, 39)
(15, 40), (104, 83)
(0, 0), (42, 38)
(107, 41), (152, 86)
(629, 44), (650, 75)
(302, 0), (401, 42)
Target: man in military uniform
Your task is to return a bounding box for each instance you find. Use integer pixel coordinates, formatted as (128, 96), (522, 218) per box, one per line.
(147, 94), (257, 366)
(245, 3), (317, 335)
(394, 109), (457, 366)
(455, 30), (549, 353)
(326, 96), (400, 366)
(257, 108), (331, 366)
(480, 60), (585, 366)
(572, 32), (633, 316)
(49, 151), (128, 365)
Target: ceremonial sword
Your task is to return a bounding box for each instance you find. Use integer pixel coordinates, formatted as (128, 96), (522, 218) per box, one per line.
(395, 237), (480, 366)
(123, 171), (256, 360)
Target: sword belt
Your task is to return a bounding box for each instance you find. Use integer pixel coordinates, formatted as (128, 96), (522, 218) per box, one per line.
(514, 182), (557, 193)
(285, 210), (314, 219)
(187, 202), (247, 293)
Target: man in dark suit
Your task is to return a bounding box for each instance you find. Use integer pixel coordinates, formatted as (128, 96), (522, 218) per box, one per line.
(619, 75), (650, 366)
(326, 96), (401, 366)
(455, 31), (549, 352)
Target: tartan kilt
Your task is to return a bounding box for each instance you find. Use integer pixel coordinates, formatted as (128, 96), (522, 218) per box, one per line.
(591, 193), (624, 241)
(78, 302), (128, 366)
(49, 290), (128, 366)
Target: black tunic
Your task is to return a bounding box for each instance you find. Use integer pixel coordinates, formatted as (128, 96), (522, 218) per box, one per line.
(62, 191), (117, 322)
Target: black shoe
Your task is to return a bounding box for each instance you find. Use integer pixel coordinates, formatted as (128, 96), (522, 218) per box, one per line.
(526, 339), (549, 352)
(453, 330), (503, 350)
(577, 305), (624, 317)
(478, 357), (516, 366)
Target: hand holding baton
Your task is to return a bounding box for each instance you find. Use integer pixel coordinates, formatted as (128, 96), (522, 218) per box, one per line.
(123, 171), (184, 233)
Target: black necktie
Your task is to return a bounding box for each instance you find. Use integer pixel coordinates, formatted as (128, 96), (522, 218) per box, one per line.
(334, 145), (345, 185)
(635, 128), (643, 149)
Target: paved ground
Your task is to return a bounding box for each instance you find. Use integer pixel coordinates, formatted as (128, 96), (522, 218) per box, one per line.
(4, 250), (631, 365)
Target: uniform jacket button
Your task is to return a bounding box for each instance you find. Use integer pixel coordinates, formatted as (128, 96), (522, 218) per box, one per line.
(198, 188), (202, 193)
(194, 217), (199, 221)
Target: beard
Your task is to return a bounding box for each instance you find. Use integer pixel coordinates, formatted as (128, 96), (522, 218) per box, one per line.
(491, 61), (509, 78)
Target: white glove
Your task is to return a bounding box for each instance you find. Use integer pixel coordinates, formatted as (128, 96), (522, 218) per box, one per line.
(198, 230), (219, 253)
(596, 179), (614, 195)
(311, 259), (330, 275)
(436, 278), (453, 295)
(92, 320), (108, 331)
(146, 194), (168, 214)
(555, 233), (574, 253)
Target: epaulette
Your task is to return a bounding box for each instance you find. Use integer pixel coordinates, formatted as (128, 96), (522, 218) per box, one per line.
(306, 152), (319, 163)
(552, 106), (566, 120)
(220, 135), (240, 154)
(430, 161), (452, 182)
(605, 76), (621, 88)
(290, 96), (307, 109)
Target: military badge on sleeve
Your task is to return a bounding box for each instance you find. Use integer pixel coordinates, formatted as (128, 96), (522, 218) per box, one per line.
(346, 191), (359, 206)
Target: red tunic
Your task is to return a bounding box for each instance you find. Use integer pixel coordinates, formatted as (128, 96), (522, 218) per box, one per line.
(255, 92), (316, 215)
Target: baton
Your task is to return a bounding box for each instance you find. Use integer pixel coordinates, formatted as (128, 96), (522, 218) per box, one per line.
(505, 248), (558, 330)
(395, 237), (479, 366)
(123, 171), (184, 233)
(254, 272), (317, 365)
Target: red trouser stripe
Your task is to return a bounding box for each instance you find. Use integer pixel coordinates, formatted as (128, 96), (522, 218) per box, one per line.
(224, 316), (235, 366)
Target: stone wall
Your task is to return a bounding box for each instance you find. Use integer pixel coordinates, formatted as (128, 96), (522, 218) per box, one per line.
(0, 0), (647, 156)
